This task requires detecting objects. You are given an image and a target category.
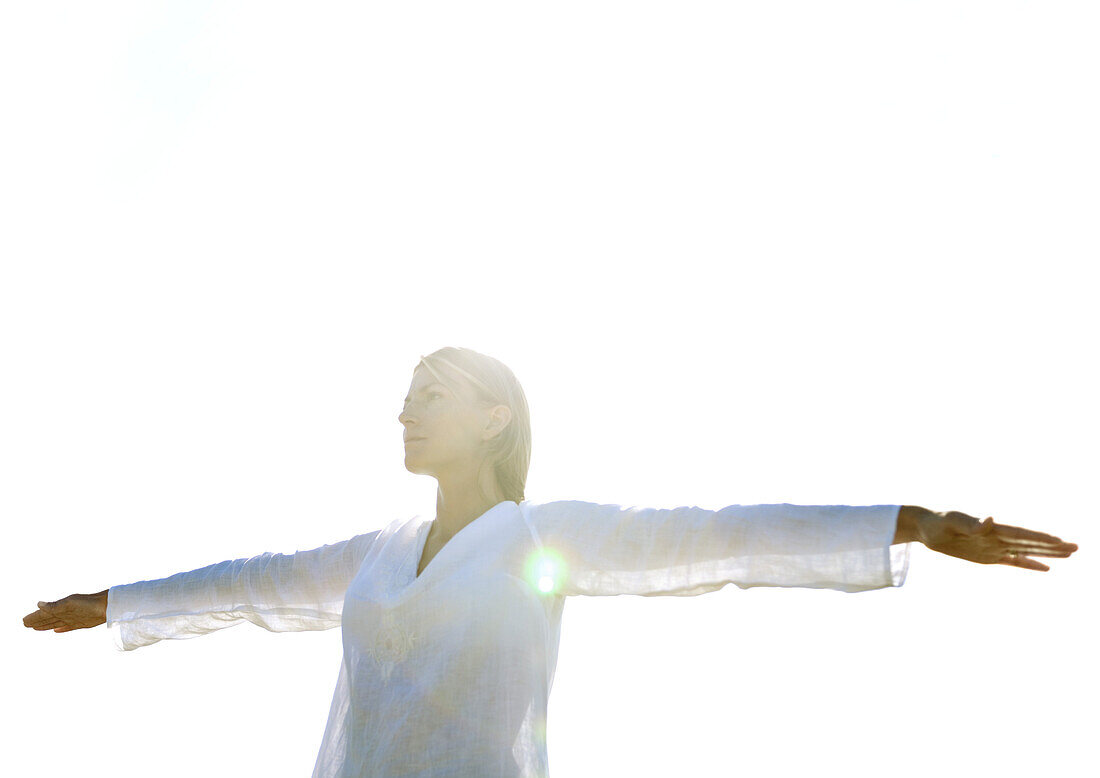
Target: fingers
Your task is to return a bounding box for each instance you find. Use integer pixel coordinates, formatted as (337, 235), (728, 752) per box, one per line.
(24, 614), (64, 630)
(986, 519), (1076, 548)
(980, 519), (1079, 561)
(24, 594), (107, 631)
(1000, 545), (1075, 558)
(23, 609), (52, 628)
(998, 555), (1050, 572)
(992, 520), (1076, 571)
(24, 601), (66, 629)
(25, 613), (88, 631)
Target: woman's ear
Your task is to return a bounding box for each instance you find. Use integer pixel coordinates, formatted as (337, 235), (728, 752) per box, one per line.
(483, 404), (512, 440)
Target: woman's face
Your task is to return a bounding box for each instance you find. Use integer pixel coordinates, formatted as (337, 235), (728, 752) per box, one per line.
(398, 367), (489, 477)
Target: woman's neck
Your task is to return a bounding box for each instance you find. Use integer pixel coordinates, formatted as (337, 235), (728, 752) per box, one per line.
(432, 467), (507, 540)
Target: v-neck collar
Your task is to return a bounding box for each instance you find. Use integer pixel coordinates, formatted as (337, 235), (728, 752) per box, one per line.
(412, 500), (514, 582)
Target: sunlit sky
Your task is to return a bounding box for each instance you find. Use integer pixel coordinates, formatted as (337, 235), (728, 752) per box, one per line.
(3, 3), (1096, 776)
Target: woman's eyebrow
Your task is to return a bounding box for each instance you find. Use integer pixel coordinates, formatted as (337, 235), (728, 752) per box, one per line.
(403, 383), (446, 404)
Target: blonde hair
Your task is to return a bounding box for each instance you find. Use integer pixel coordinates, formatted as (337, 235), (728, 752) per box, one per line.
(416, 347), (532, 504)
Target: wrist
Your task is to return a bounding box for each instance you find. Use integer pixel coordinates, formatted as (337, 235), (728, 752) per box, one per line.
(895, 505), (933, 544)
(95, 589), (108, 623)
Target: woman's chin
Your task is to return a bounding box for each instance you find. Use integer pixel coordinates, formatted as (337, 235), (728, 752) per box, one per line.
(402, 459), (431, 476)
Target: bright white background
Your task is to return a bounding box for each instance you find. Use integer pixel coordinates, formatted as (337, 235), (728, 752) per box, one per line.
(2, 2), (1096, 776)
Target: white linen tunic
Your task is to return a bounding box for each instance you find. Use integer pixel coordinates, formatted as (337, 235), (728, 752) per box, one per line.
(106, 499), (910, 778)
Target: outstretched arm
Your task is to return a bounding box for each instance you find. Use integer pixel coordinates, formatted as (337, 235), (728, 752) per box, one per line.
(524, 501), (911, 596)
(894, 505), (1077, 571)
(523, 501), (1078, 598)
(22, 530), (381, 650)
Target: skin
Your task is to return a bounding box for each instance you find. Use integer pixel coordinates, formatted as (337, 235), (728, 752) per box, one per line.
(21, 366), (1079, 634)
(893, 506), (1076, 571)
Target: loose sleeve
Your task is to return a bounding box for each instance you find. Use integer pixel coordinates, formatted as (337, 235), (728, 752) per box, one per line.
(105, 531), (380, 651)
(524, 501), (910, 596)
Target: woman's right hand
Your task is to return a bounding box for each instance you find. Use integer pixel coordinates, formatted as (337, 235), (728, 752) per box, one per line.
(23, 590), (109, 633)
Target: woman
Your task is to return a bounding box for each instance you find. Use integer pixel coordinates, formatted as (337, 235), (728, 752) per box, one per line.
(23, 346), (1078, 778)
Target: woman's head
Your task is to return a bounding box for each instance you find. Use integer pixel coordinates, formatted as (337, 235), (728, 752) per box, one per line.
(397, 347), (531, 504)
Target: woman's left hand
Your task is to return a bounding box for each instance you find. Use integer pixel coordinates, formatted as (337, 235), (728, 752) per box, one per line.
(916, 510), (1078, 571)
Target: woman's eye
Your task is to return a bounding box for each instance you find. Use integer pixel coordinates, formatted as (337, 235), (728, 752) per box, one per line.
(428, 393), (442, 401)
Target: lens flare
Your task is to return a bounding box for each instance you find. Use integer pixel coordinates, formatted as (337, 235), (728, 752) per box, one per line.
(524, 548), (567, 595)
